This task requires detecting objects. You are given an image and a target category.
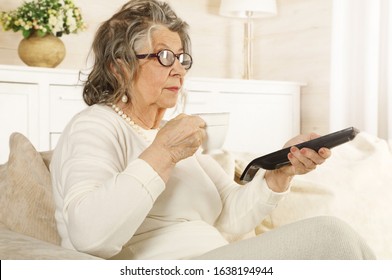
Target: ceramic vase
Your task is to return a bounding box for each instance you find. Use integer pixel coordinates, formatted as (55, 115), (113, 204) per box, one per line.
(18, 32), (66, 68)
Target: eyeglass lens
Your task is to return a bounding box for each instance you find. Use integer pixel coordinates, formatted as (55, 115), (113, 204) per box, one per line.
(158, 50), (192, 70)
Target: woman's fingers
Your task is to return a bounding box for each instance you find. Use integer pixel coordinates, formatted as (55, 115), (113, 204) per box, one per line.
(288, 146), (331, 174)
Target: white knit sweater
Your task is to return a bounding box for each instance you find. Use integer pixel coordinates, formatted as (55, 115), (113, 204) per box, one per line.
(50, 104), (288, 259)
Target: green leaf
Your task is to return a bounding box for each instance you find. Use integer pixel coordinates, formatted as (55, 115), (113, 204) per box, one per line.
(22, 29), (31, 38)
(37, 29), (46, 37)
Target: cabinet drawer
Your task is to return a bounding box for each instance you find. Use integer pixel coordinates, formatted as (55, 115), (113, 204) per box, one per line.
(182, 90), (299, 155)
(0, 82), (39, 163)
(164, 90), (221, 119)
(49, 132), (61, 150)
(49, 85), (86, 132)
(220, 93), (295, 154)
(183, 90), (221, 114)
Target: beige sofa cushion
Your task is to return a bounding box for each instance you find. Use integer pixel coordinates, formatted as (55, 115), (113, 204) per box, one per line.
(234, 132), (392, 259)
(0, 133), (60, 245)
(0, 221), (99, 260)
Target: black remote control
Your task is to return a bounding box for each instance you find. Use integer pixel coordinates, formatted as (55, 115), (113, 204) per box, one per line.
(240, 127), (360, 182)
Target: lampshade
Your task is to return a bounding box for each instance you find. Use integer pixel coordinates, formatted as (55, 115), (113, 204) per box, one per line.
(219, 0), (277, 18)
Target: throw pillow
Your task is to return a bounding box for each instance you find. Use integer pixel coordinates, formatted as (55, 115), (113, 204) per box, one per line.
(236, 132), (392, 259)
(0, 133), (60, 245)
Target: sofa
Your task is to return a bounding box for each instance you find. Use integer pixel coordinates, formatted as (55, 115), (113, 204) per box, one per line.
(1, 132), (392, 259)
(0, 132), (243, 260)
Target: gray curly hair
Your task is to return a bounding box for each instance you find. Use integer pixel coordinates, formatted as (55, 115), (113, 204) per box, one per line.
(82, 0), (191, 106)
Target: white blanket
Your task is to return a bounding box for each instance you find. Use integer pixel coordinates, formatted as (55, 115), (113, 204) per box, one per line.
(231, 132), (392, 259)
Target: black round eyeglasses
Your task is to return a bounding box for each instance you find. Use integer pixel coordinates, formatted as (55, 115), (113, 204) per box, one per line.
(136, 49), (193, 70)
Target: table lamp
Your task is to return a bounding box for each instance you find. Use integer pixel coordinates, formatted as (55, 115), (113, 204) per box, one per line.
(219, 0), (277, 79)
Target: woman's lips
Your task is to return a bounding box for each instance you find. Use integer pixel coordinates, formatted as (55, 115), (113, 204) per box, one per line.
(166, 87), (180, 93)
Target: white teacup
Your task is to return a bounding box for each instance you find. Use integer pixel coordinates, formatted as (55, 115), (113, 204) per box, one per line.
(194, 112), (230, 154)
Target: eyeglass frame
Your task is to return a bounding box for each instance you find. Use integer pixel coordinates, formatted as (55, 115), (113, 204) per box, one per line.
(135, 49), (193, 70)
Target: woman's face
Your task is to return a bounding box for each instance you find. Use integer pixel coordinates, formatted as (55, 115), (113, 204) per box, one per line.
(131, 27), (187, 113)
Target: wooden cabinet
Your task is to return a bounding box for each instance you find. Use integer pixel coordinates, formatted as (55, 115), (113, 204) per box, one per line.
(0, 65), (86, 163)
(0, 64), (302, 163)
(180, 78), (302, 155)
(48, 85), (86, 149)
(0, 82), (40, 158)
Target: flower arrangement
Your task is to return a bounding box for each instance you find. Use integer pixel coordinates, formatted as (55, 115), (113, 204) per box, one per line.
(0, 0), (85, 38)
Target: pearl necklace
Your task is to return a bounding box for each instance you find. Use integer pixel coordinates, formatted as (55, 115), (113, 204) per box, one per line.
(110, 104), (157, 142)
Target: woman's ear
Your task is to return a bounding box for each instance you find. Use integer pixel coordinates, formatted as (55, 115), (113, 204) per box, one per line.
(110, 59), (133, 87)
(110, 59), (126, 80)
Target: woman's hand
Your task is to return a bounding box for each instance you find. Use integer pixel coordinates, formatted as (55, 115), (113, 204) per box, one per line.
(265, 133), (331, 193)
(282, 132), (331, 175)
(139, 114), (206, 182)
(154, 114), (206, 162)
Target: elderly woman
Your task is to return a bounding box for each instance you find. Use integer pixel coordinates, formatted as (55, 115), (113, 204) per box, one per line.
(50, 0), (375, 260)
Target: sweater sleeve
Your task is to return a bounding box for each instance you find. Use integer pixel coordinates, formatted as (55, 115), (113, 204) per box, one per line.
(196, 153), (290, 235)
(50, 108), (165, 258)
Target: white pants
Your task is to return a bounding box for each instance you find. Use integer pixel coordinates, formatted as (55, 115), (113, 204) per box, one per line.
(194, 216), (376, 260)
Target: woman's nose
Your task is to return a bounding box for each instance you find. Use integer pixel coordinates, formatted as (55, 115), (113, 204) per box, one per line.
(171, 58), (187, 76)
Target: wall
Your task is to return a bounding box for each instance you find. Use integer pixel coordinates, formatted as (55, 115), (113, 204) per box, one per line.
(0, 0), (332, 134)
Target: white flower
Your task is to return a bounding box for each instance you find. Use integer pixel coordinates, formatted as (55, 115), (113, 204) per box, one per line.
(66, 15), (77, 32)
(48, 14), (57, 27)
(52, 14), (64, 34)
(66, 9), (73, 18)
